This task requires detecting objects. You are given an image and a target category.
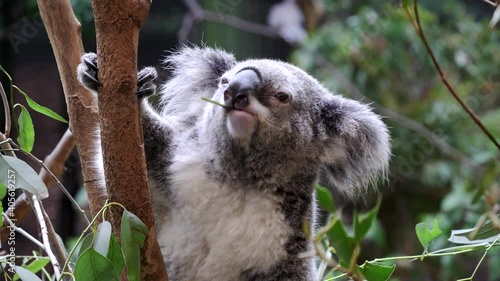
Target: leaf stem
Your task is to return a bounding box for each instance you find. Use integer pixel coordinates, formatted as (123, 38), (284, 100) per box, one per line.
(201, 97), (232, 109)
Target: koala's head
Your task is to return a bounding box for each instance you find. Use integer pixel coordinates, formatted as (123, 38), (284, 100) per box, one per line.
(199, 58), (390, 193)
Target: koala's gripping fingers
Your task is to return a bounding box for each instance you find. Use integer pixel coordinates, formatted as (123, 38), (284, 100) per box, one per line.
(137, 67), (158, 99)
(77, 52), (100, 92)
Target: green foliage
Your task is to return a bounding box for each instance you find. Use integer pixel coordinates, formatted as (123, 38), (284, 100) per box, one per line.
(67, 206), (149, 281)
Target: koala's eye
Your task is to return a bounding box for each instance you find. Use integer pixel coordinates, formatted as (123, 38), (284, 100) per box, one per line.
(274, 92), (290, 103)
(220, 77), (229, 85)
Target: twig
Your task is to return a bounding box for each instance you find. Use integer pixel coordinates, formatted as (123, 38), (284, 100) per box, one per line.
(179, 0), (278, 42)
(9, 140), (90, 224)
(2, 213), (45, 249)
(43, 208), (73, 276)
(0, 80), (11, 138)
(410, 0), (500, 150)
(481, 0), (498, 7)
(32, 195), (61, 280)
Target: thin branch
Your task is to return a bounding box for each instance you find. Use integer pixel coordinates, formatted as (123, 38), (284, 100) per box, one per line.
(179, 0), (278, 43)
(0, 80), (11, 138)
(9, 139), (90, 224)
(481, 0), (498, 7)
(32, 195), (61, 280)
(43, 207), (73, 276)
(2, 213), (44, 249)
(411, 0), (500, 150)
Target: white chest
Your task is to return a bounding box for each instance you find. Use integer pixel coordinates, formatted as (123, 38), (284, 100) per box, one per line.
(155, 152), (291, 280)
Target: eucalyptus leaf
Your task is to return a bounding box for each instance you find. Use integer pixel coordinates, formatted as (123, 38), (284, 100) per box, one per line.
(121, 210), (148, 281)
(13, 258), (50, 281)
(107, 234), (125, 277)
(14, 104), (35, 153)
(415, 219), (443, 251)
(316, 185), (335, 213)
(0, 155), (48, 199)
(363, 262), (396, 281)
(74, 248), (119, 281)
(449, 215), (500, 244)
(15, 86), (68, 123)
(94, 221), (112, 257)
(327, 218), (355, 266)
(14, 266), (42, 281)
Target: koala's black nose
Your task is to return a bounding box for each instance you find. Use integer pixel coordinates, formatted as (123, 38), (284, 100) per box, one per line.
(223, 69), (261, 110)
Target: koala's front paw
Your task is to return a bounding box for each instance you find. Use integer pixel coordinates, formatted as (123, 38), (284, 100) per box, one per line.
(77, 52), (100, 92)
(137, 67), (158, 99)
(77, 53), (158, 98)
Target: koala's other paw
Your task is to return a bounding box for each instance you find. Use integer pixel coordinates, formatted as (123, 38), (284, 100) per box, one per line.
(77, 52), (100, 92)
(137, 67), (158, 99)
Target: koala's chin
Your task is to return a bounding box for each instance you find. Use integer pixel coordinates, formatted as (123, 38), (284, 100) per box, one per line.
(225, 108), (258, 145)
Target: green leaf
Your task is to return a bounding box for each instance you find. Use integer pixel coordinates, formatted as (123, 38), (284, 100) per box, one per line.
(0, 182), (6, 225)
(94, 221), (112, 257)
(327, 218), (355, 265)
(0, 181), (7, 199)
(316, 185), (335, 213)
(74, 248), (119, 281)
(13, 258), (50, 281)
(449, 214), (500, 244)
(15, 86), (68, 123)
(78, 233), (95, 258)
(14, 104), (35, 153)
(363, 262), (396, 281)
(14, 266), (42, 281)
(402, 0), (411, 8)
(121, 210), (148, 281)
(0, 155), (48, 199)
(107, 234), (125, 277)
(415, 219), (443, 251)
(354, 199), (381, 242)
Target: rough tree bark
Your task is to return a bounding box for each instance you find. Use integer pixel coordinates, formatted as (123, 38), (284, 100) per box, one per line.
(90, 1), (169, 280)
(36, 0), (107, 217)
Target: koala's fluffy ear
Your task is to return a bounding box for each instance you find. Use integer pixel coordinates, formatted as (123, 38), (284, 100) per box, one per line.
(317, 95), (391, 196)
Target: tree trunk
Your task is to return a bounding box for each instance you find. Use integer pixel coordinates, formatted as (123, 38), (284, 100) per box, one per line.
(36, 0), (107, 219)
(90, 1), (168, 280)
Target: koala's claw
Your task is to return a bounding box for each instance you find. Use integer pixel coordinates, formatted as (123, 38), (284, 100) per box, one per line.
(137, 67), (158, 99)
(77, 52), (158, 98)
(78, 52), (101, 92)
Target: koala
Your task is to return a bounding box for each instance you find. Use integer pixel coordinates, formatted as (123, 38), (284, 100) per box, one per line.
(77, 47), (390, 281)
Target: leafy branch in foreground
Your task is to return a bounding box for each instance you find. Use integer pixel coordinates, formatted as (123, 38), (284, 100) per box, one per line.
(314, 185), (500, 281)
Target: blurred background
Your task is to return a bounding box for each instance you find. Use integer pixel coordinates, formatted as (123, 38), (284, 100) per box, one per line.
(1, 0), (499, 280)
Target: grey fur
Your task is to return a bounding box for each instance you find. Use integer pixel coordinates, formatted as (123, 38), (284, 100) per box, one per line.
(77, 47), (391, 281)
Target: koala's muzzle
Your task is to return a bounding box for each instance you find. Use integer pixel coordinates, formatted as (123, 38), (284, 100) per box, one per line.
(223, 69), (261, 110)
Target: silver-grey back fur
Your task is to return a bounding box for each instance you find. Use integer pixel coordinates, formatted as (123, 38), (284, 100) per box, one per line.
(77, 46), (391, 281)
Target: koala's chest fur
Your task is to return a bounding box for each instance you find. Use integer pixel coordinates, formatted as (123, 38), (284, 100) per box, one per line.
(153, 149), (291, 280)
